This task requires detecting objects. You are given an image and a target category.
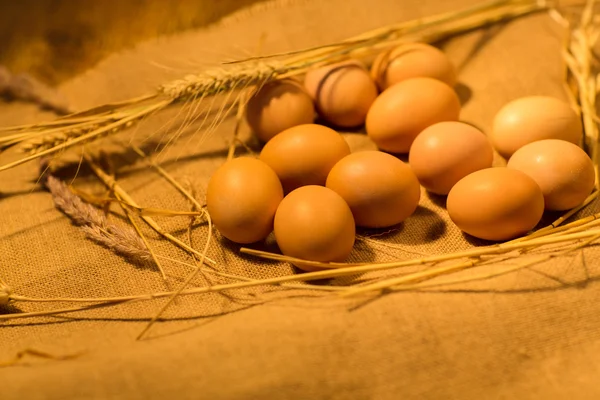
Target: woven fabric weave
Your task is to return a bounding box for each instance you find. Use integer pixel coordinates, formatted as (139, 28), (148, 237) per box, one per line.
(1, 1), (600, 399)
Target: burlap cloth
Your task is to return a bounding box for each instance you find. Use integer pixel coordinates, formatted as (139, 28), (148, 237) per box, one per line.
(2, 0), (600, 398)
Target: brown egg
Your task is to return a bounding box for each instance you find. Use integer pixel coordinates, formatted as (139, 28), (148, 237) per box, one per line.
(447, 168), (544, 241)
(366, 77), (461, 153)
(260, 124), (351, 193)
(409, 121), (494, 195)
(274, 185), (355, 271)
(304, 60), (378, 128)
(507, 139), (595, 211)
(245, 78), (315, 142)
(371, 43), (456, 90)
(491, 96), (582, 158)
(206, 157), (283, 244)
(326, 151), (420, 228)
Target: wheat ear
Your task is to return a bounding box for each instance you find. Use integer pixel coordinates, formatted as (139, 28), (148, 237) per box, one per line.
(45, 175), (154, 266)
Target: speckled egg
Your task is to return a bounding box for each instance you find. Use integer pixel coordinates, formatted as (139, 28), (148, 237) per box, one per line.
(326, 151), (420, 228)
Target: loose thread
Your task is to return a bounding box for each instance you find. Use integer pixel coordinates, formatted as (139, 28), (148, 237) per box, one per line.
(0, 348), (83, 368)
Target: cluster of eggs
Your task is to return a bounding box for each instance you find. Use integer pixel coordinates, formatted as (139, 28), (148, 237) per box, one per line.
(207, 42), (595, 269)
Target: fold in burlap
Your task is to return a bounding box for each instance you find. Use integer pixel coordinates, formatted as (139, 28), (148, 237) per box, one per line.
(1, 1), (600, 399)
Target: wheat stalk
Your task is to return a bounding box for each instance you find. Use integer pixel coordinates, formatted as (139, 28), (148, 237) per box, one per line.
(21, 120), (135, 155)
(0, 0), (545, 172)
(159, 61), (285, 100)
(0, 100), (171, 172)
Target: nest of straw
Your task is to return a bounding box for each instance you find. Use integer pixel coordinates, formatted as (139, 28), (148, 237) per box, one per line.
(0, 0), (598, 342)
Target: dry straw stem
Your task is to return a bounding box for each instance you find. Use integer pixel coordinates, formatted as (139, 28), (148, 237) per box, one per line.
(344, 200), (600, 296)
(5, 106), (152, 153)
(0, 114), (119, 151)
(389, 232), (600, 293)
(339, 260), (479, 298)
(528, 211), (600, 239)
(21, 120), (134, 155)
(341, 222), (600, 298)
(113, 189), (170, 286)
(3, 228), (600, 322)
(553, 0), (600, 176)
(241, 228), (600, 274)
(341, 206), (600, 297)
(136, 204), (213, 340)
(284, 0), (545, 69)
(227, 91), (250, 161)
(514, 190), (600, 241)
(82, 153), (218, 266)
(0, 99), (171, 172)
(72, 188), (205, 218)
(0, 93), (158, 135)
(135, 143), (214, 340)
(341, 231), (600, 297)
(0, 0), (544, 172)
(231, 0), (544, 67)
(354, 206), (600, 297)
(130, 144), (207, 210)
